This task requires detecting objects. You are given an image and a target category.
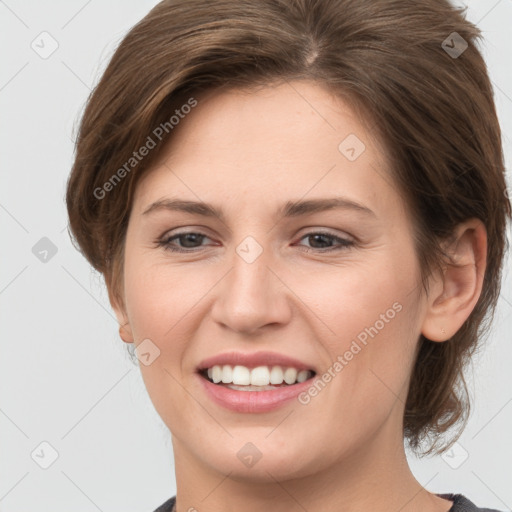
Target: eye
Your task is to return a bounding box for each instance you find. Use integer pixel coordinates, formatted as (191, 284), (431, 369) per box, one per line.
(157, 231), (214, 253)
(295, 231), (354, 253)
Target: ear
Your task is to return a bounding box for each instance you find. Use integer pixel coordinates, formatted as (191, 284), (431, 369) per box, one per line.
(107, 281), (134, 344)
(421, 218), (487, 342)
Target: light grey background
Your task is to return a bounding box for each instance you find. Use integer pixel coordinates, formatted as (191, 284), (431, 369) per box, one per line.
(0, 1), (511, 511)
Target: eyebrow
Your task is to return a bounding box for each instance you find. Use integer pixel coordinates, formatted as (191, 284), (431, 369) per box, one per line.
(142, 197), (376, 220)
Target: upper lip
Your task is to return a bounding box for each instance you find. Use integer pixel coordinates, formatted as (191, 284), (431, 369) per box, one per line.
(197, 351), (316, 373)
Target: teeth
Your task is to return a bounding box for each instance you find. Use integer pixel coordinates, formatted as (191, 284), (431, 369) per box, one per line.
(297, 370), (309, 383)
(232, 365), (251, 385)
(283, 367), (298, 384)
(221, 365), (233, 384)
(269, 366), (284, 384)
(211, 365), (222, 384)
(250, 366), (270, 386)
(204, 364), (313, 386)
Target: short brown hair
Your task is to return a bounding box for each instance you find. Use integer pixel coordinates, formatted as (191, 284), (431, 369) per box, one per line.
(66, 0), (511, 454)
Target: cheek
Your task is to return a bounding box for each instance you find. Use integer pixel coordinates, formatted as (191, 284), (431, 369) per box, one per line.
(121, 258), (207, 423)
(293, 249), (420, 355)
(121, 258), (196, 410)
(123, 255), (206, 343)
(293, 251), (422, 419)
(293, 288), (420, 452)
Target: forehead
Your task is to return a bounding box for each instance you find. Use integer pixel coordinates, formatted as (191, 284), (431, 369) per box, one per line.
(132, 81), (400, 221)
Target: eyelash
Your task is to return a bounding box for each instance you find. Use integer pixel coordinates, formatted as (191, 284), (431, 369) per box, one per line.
(156, 230), (355, 253)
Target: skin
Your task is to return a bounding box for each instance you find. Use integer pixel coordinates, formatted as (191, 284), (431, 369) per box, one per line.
(111, 80), (487, 512)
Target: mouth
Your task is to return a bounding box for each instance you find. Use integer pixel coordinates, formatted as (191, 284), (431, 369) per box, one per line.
(195, 351), (318, 412)
(197, 363), (318, 412)
(198, 364), (316, 391)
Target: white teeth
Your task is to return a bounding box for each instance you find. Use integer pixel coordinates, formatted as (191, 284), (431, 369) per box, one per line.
(297, 370), (309, 383)
(204, 364), (313, 386)
(221, 365), (233, 383)
(211, 365), (222, 384)
(250, 366), (270, 386)
(283, 367), (298, 384)
(269, 366), (284, 384)
(232, 365), (251, 385)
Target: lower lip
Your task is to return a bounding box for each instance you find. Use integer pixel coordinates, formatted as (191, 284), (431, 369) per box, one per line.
(196, 373), (316, 413)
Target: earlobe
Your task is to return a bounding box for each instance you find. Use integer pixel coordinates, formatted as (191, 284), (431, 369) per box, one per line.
(113, 304), (134, 344)
(113, 306), (134, 344)
(118, 323), (134, 343)
(107, 284), (134, 344)
(421, 219), (487, 342)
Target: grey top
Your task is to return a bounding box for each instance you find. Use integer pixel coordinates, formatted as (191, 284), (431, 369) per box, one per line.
(153, 493), (504, 511)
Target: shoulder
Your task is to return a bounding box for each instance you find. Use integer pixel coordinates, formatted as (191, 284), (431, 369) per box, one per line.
(151, 494), (504, 512)
(439, 493), (504, 512)
(152, 495), (176, 512)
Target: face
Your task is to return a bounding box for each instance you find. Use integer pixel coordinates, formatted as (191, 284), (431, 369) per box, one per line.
(116, 81), (430, 482)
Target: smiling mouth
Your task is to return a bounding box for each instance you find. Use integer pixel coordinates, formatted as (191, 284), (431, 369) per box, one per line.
(199, 365), (316, 391)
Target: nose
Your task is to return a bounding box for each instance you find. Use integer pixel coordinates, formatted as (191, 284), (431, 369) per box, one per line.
(210, 247), (292, 335)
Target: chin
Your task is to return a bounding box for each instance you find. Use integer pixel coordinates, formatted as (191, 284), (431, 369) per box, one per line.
(197, 439), (323, 483)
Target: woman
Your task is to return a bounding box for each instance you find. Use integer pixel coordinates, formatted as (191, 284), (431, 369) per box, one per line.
(65, 0), (511, 511)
